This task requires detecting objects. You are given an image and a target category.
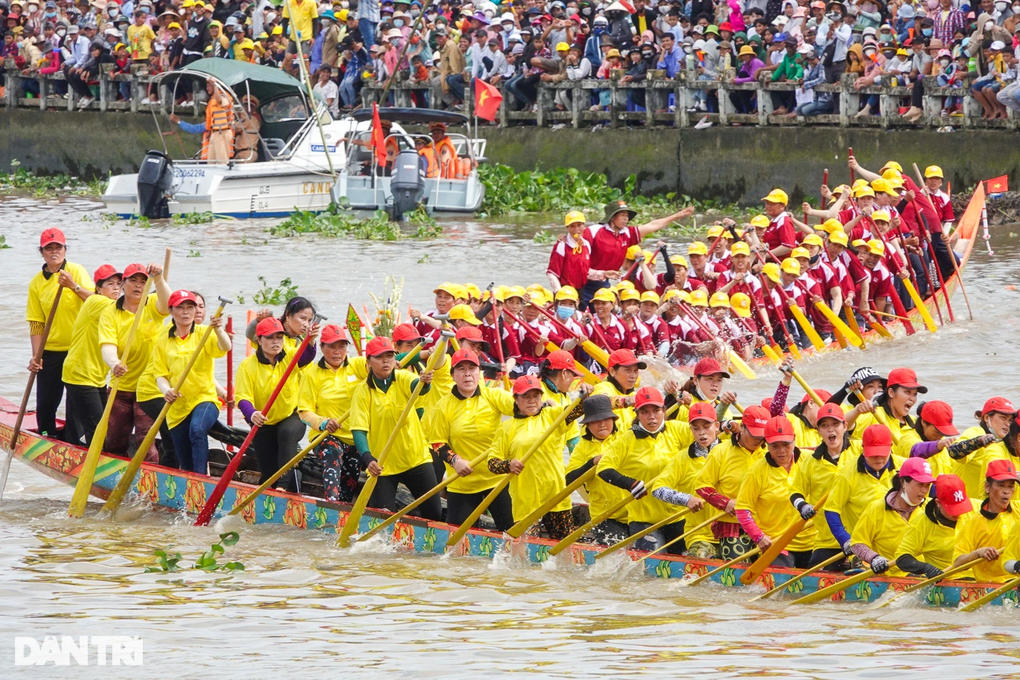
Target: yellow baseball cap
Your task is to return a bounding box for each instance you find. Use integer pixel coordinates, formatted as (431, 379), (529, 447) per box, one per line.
(670, 254), (688, 268)
(463, 283), (482, 301)
(688, 241), (709, 256)
(881, 161), (903, 174)
(871, 209), (891, 223)
(924, 165), (943, 179)
(706, 225), (724, 239)
(564, 210), (586, 226)
(730, 292), (752, 318)
(852, 238), (869, 249)
(851, 179), (869, 191)
(881, 167), (903, 182)
(168, 21), (181, 28)
(529, 291), (550, 307)
(272, 25), (283, 35)
(592, 288), (617, 304)
(337, 8), (349, 20)
(626, 244), (642, 260)
(763, 261), (782, 283)
(620, 288), (641, 302)
(802, 234), (824, 247)
(486, 287), (507, 303)
(239, 38), (255, 49)
(730, 241), (751, 256)
(761, 189), (789, 205)
(616, 280), (636, 292)
(434, 282), (460, 297)
(709, 291), (730, 308)
(781, 258), (801, 276)
(871, 179), (898, 197)
(749, 215), (770, 229)
(854, 185), (876, 199)
(663, 289), (686, 304)
(449, 304), (482, 325)
(556, 41), (570, 51)
(182, 0), (195, 6)
(689, 289), (709, 307)
(555, 286), (579, 302)
(791, 246), (811, 260)
(507, 285), (527, 300)
(640, 291), (660, 304)
(867, 239), (886, 256)
(526, 284), (552, 300)
(818, 218), (842, 234)
(829, 230), (849, 246)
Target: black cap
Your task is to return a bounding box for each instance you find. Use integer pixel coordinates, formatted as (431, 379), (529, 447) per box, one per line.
(580, 394), (618, 425)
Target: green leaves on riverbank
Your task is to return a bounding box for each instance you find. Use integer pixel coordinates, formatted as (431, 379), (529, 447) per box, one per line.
(268, 205), (442, 241)
(1, 160), (103, 197)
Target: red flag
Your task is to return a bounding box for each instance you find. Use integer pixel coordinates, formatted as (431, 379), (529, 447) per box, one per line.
(371, 103), (387, 167)
(986, 175), (1009, 193)
(474, 80), (503, 122)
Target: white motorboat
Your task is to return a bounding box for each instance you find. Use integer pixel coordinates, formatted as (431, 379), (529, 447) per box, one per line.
(102, 60), (485, 220)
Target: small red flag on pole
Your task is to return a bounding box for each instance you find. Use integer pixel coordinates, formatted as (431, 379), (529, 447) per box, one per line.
(986, 175), (1009, 194)
(474, 80), (503, 122)
(371, 102), (387, 167)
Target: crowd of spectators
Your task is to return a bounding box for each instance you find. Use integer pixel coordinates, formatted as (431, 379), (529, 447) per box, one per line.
(2, 0), (1020, 119)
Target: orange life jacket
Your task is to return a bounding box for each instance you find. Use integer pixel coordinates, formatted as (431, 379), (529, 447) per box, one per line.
(435, 136), (458, 179)
(418, 146), (439, 178)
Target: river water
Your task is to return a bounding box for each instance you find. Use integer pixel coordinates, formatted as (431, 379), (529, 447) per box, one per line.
(1, 194), (1019, 678)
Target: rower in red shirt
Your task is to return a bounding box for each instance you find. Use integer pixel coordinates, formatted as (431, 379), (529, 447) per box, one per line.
(791, 243), (836, 340)
(685, 242), (717, 293)
(636, 291), (670, 357)
(546, 210), (592, 294)
(706, 224), (733, 269)
(584, 287), (634, 351)
(760, 189), (798, 258)
(714, 241), (765, 306)
(512, 292), (560, 373)
(922, 165), (959, 279)
(410, 281), (463, 346)
(479, 288), (521, 365)
(857, 239), (899, 318)
(762, 260), (808, 349)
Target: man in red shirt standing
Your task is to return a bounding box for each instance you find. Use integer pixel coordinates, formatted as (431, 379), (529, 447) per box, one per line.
(759, 189), (798, 258)
(546, 210), (592, 293)
(580, 200), (695, 310)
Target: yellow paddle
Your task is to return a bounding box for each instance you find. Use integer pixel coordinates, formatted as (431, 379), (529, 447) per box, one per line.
(228, 428), (334, 517)
(68, 277), (154, 518)
(688, 546), (762, 586)
(812, 301), (864, 348)
(844, 305), (867, 349)
(337, 336), (450, 547)
(900, 277), (938, 333)
(749, 552), (844, 602)
(445, 396), (582, 549)
(102, 297), (232, 516)
(790, 567), (877, 605)
(595, 507), (691, 560)
(637, 511), (727, 563)
(959, 573), (1020, 612)
(507, 466), (596, 538)
(760, 352), (826, 408)
(868, 557), (984, 610)
(787, 303), (826, 351)
(741, 491), (830, 584)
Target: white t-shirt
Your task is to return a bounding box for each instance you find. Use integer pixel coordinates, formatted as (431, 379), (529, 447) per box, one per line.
(313, 80), (340, 116)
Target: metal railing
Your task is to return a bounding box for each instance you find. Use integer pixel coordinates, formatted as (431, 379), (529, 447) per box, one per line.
(5, 63), (1016, 130)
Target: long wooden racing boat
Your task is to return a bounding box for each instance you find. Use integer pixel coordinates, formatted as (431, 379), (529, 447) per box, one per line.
(3, 394), (1015, 610)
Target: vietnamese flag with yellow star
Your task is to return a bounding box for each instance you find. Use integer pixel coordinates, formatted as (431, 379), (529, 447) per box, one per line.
(474, 80), (503, 122)
(986, 175), (1009, 193)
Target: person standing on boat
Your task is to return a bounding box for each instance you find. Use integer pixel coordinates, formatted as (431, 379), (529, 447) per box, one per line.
(61, 265), (122, 446)
(26, 228), (94, 441)
(150, 290), (231, 475)
(233, 94), (262, 163)
(246, 297), (320, 366)
(168, 79), (235, 163)
(597, 387), (700, 555)
(894, 473), (974, 579)
(486, 376), (590, 539)
(566, 394), (628, 545)
(98, 263), (171, 457)
(236, 317), (307, 492)
(429, 348), (516, 530)
(350, 336), (441, 519)
(297, 324), (367, 503)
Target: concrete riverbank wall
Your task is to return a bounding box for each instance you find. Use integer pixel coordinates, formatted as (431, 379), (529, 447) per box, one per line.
(3, 109), (1015, 205)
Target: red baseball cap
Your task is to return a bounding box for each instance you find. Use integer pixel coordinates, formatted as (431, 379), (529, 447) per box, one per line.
(451, 348), (480, 367)
(981, 397), (1016, 418)
(935, 474), (973, 516)
(986, 459), (1019, 482)
(365, 336), (396, 357)
(455, 326), (484, 343)
(764, 415), (796, 443)
(634, 386), (664, 410)
(40, 228), (66, 248)
(693, 357), (731, 379)
(168, 289), (197, 308)
(898, 457), (936, 484)
(392, 323), (422, 343)
(255, 317), (285, 337)
(608, 348), (646, 369)
(919, 401), (959, 436)
(546, 349), (580, 374)
(123, 263), (148, 280)
(92, 264), (121, 284)
(513, 374), (543, 395)
(801, 389), (833, 405)
(887, 367), (927, 393)
(741, 405), (770, 438)
(319, 324), (351, 345)
(862, 423), (893, 456)
(815, 403), (846, 424)
(688, 401), (717, 423)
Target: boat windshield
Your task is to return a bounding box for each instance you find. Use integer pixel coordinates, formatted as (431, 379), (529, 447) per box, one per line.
(261, 95), (310, 123)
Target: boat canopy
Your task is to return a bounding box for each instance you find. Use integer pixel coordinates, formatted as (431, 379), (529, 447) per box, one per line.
(164, 60), (306, 105)
(348, 108), (470, 126)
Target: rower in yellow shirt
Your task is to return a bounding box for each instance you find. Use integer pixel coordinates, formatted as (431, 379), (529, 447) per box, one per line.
(768, 359), (830, 450)
(650, 402), (721, 558)
(61, 265), (122, 446)
(895, 473), (973, 578)
(566, 394), (628, 545)
(350, 336), (440, 519)
(950, 397), (1017, 500)
(429, 348), (515, 531)
(597, 387), (697, 555)
(539, 351), (585, 450)
(591, 349), (642, 430)
(846, 367), (925, 451)
(150, 290), (231, 475)
(952, 459), (1018, 584)
(737, 416), (815, 569)
(847, 457), (936, 577)
(297, 324), (368, 503)
(674, 357), (739, 423)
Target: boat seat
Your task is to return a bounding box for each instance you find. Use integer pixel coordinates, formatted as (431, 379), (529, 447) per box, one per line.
(260, 138), (287, 160)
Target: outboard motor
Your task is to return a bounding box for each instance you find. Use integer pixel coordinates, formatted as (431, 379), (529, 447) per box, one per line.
(136, 150), (173, 219)
(388, 149), (425, 221)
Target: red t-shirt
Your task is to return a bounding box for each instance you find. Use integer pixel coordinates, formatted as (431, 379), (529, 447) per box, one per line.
(546, 236), (591, 290)
(763, 213), (797, 250)
(583, 223), (641, 272)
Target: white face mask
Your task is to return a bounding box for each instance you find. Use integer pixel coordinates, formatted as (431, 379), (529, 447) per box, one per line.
(900, 489), (923, 507)
(57, 28), (65, 36)
(109, 8), (119, 16)
(985, 20), (994, 29)
(940, 58), (950, 65)
(28, 3), (38, 11)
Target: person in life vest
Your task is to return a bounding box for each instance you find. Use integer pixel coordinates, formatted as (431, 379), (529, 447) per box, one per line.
(429, 122), (459, 179)
(415, 136), (440, 178)
(169, 79), (235, 162)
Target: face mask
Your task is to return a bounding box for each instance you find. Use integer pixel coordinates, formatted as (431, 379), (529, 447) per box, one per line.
(582, 6), (591, 14)
(594, 25), (605, 34)
(940, 58), (950, 65)
(862, 3), (876, 11)
(556, 305), (574, 320)
(109, 8), (118, 16)
(900, 489), (923, 507)
(57, 27), (65, 35)
(927, 0), (938, 7)
(45, 10), (56, 16)
(28, 3), (38, 11)
(394, 18), (403, 26)
(827, 11), (840, 20)
(985, 20), (994, 29)
(921, 28), (932, 36)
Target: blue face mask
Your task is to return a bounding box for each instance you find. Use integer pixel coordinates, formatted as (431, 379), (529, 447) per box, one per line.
(556, 305), (574, 320)
(593, 25), (605, 34)
(921, 28), (933, 36)
(394, 19), (404, 26)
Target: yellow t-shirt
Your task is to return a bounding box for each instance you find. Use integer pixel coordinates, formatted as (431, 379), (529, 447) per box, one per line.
(97, 293), (168, 392)
(283, 0), (319, 42)
(737, 451), (815, 552)
(592, 380), (635, 431)
(791, 442), (859, 549)
(543, 381), (581, 445)
(695, 434), (766, 525)
(61, 294), (115, 387)
(297, 356), (368, 444)
(415, 352), (452, 439)
(651, 438), (716, 545)
(567, 432), (628, 522)
(149, 324), (228, 428)
(127, 23), (156, 60)
(597, 421), (693, 525)
(895, 500), (969, 572)
(790, 414), (822, 450)
(850, 495), (913, 577)
(950, 426), (1014, 501)
(349, 370), (432, 476)
(26, 262), (94, 352)
(827, 452), (904, 537)
(428, 386), (515, 495)
(485, 403), (575, 523)
(953, 501), (1017, 584)
(235, 348), (302, 426)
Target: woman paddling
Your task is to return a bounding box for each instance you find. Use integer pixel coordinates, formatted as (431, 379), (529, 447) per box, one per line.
(565, 395), (627, 545)
(97, 263), (171, 456)
(540, 350), (584, 451)
(350, 336), (441, 519)
(236, 317), (307, 492)
(953, 460), (1018, 584)
(297, 324), (368, 503)
(592, 348), (643, 429)
(61, 265), (122, 446)
(768, 360), (832, 450)
(246, 296), (320, 367)
(430, 348), (516, 530)
(676, 357), (739, 422)
(949, 397), (1018, 499)
(151, 290), (231, 475)
(26, 228), (94, 440)
(486, 376), (589, 540)
(894, 474), (974, 578)
(598, 387), (702, 554)
(846, 368), (925, 446)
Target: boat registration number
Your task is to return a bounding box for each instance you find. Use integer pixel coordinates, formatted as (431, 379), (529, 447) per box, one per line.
(173, 168), (206, 178)
(302, 182), (332, 195)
